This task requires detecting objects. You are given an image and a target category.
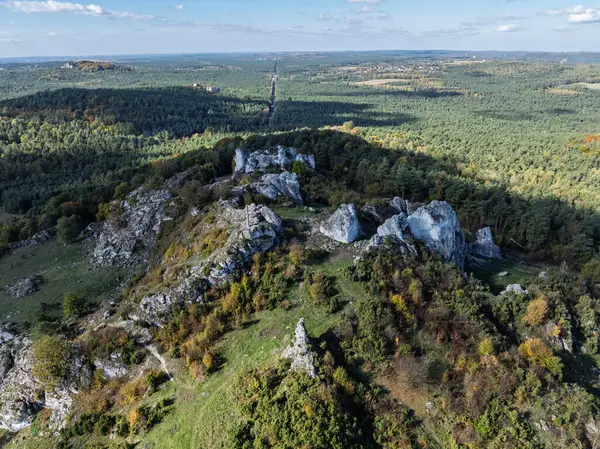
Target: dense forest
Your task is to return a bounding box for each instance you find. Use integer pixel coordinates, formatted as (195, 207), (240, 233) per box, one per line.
(1, 52), (600, 449)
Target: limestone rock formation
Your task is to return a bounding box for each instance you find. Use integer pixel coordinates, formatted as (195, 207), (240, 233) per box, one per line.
(389, 197), (413, 215)
(407, 201), (466, 269)
(502, 284), (528, 295)
(94, 354), (129, 379)
(367, 213), (417, 254)
(361, 197), (412, 225)
(469, 227), (502, 260)
(235, 171), (303, 204)
(139, 203), (283, 325)
(5, 275), (42, 299)
(282, 318), (316, 378)
(377, 213), (409, 240)
(320, 204), (361, 244)
(0, 332), (40, 432)
(0, 332), (92, 432)
(234, 146), (315, 175)
(92, 187), (173, 266)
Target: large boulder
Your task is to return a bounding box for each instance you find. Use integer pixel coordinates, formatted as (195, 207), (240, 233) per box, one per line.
(407, 201), (466, 269)
(320, 204), (361, 244)
(139, 203), (283, 325)
(469, 227), (502, 260)
(234, 146), (315, 175)
(282, 318), (316, 378)
(92, 187), (173, 266)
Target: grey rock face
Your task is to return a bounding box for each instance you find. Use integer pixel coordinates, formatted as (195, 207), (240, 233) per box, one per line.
(389, 197), (412, 215)
(92, 188), (172, 266)
(469, 227), (502, 260)
(0, 332), (40, 432)
(377, 213), (409, 240)
(0, 330), (92, 432)
(234, 146), (315, 175)
(367, 213), (417, 254)
(5, 275), (42, 299)
(320, 204), (361, 244)
(94, 354), (129, 379)
(241, 171), (303, 204)
(294, 153), (316, 170)
(407, 201), (466, 269)
(361, 198), (412, 225)
(282, 318), (316, 378)
(139, 203), (283, 325)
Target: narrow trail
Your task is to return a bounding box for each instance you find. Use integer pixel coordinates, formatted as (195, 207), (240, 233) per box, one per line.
(147, 343), (172, 380)
(267, 60), (278, 126)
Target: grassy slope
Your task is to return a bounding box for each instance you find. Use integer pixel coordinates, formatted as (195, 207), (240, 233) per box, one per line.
(0, 240), (123, 327)
(145, 258), (362, 449)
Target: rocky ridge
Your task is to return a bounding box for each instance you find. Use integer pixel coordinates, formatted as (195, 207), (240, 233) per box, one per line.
(92, 187), (173, 267)
(138, 202), (284, 325)
(234, 145), (315, 175)
(233, 171), (303, 204)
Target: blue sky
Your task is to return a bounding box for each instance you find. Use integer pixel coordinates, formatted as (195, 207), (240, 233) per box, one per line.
(0, 0), (599, 57)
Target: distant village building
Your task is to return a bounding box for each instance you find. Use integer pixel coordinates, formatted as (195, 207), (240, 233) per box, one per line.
(206, 86), (221, 94)
(62, 62), (75, 69)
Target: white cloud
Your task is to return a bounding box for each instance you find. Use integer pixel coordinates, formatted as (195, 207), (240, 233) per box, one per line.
(1, 37), (21, 42)
(2, 0), (154, 20)
(46, 31), (56, 36)
(539, 5), (600, 24)
(317, 13), (332, 21)
(494, 23), (524, 32)
(174, 4), (183, 10)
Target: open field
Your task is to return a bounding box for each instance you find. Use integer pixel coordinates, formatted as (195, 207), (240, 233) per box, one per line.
(0, 241), (123, 327)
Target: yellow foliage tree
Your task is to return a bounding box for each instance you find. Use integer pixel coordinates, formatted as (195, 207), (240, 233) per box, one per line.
(519, 338), (562, 377)
(523, 298), (548, 327)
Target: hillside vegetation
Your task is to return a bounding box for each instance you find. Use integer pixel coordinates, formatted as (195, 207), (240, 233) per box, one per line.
(1, 52), (600, 449)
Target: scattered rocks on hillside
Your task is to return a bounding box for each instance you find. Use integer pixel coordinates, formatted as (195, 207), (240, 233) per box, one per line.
(469, 227), (502, 260)
(5, 275), (43, 299)
(7, 227), (57, 252)
(234, 146), (315, 175)
(282, 318), (316, 378)
(92, 187), (173, 266)
(320, 204), (362, 244)
(407, 201), (466, 269)
(139, 203), (284, 325)
(234, 171), (303, 204)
